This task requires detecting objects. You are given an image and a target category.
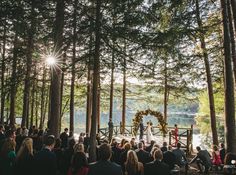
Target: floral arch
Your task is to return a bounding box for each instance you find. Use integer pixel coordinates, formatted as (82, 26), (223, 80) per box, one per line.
(132, 109), (168, 136)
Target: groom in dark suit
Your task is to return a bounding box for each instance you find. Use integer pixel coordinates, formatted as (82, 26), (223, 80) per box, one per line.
(139, 119), (144, 140)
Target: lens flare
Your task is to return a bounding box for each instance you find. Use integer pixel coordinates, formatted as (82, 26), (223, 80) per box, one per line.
(46, 55), (56, 65)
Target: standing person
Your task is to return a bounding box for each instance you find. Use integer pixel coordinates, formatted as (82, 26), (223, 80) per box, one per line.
(0, 124), (5, 141)
(88, 143), (123, 175)
(34, 135), (57, 175)
(144, 149), (170, 175)
(139, 119), (144, 141)
(145, 122), (153, 144)
(220, 143), (225, 164)
(125, 150), (144, 175)
(67, 152), (89, 175)
(60, 128), (69, 149)
(15, 138), (34, 175)
(173, 124), (178, 146)
(0, 138), (16, 175)
(108, 119), (114, 142)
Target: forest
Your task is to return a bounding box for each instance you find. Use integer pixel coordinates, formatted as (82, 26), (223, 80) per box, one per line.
(0, 0), (236, 161)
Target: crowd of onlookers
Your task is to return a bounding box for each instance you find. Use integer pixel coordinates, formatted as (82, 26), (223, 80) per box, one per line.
(0, 124), (236, 175)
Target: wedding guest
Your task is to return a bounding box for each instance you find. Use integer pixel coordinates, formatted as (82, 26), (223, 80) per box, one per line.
(120, 143), (131, 172)
(0, 125), (5, 141)
(130, 138), (137, 150)
(78, 133), (84, 144)
(67, 152), (89, 175)
(220, 143), (226, 163)
(135, 142), (151, 164)
(0, 138), (16, 175)
(88, 143), (122, 175)
(163, 145), (176, 170)
(125, 150), (144, 175)
(60, 128), (69, 149)
(83, 133), (90, 152)
(74, 143), (85, 153)
(173, 124), (178, 146)
(15, 138), (34, 175)
(34, 135), (57, 175)
(161, 142), (168, 153)
(189, 146), (212, 174)
(172, 143), (187, 168)
(111, 140), (122, 164)
(145, 140), (155, 153)
(53, 138), (64, 175)
(144, 149), (170, 175)
(212, 145), (222, 166)
(63, 139), (76, 174)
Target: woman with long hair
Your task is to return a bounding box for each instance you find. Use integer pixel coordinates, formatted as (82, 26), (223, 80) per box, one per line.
(74, 143), (85, 153)
(15, 137), (34, 175)
(0, 138), (16, 175)
(125, 150), (144, 175)
(67, 152), (89, 175)
(212, 145), (222, 166)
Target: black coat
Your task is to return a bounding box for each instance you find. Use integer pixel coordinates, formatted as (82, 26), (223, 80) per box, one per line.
(88, 160), (123, 175)
(34, 148), (57, 175)
(163, 151), (176, 170)
(144, 160), (170, 175)
(136, 149), (151, 164)
(14, 154), (34, 175)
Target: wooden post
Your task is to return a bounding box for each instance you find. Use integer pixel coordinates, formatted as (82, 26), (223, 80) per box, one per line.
(187, 130), (190, 156)
(169, 131), (171, 146)
(190, 125), (193, 153)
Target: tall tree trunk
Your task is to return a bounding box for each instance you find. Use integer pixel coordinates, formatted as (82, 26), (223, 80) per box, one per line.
(35, 78), (39, 128)
(0, 19), (7, 124)
(109, 43), (115, 141)
(59, 52), (66, 133)
(86, 68), (92, 134)
(230, 0), (236, 32)
(163, 59), (168, 122)
(9, 29), (19, 126)
(97, 78), (100, 132)
(42, 86), (50, 129)
(196, 0), (218, 145)
(228, 1), (236, 82)
(22, 0), (36, 127)
(48, 0), (64, 138)
(30, 74), (35, 128)
(122, 56), (126, 135)
(89, 0), (101, 162)
(221, 0), (236, 153)
(39, 68), (46, 129)
(69, 0), (78, 134)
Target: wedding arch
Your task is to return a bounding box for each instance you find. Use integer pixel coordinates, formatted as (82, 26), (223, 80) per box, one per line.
(132, 109), (168, 136)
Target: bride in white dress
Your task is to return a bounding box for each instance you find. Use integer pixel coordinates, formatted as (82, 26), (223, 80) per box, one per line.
(145, 122), (153, 144)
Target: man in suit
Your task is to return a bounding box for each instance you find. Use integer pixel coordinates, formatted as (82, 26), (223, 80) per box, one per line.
(60, 128), (68, 149)
(139, 119), (144, 140)
(189, 146), (212, 174)
(220, 143), (225, 163)
(145, 149), (170, 175)
(163, 145), (177, 170)
(34, 135), (57, 175)
(88, 143), (123, 175)
(136, 142), (151, 164)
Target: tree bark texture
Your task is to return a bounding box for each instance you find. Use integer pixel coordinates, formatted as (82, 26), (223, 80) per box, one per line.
(89, 0), (101, 162)
(221, 0), (236, 153)
(48, 0), (64, 138)
(196, 0), (218, 145)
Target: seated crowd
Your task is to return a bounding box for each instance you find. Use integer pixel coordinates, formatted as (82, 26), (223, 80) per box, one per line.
(0, 124), (233, 175)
